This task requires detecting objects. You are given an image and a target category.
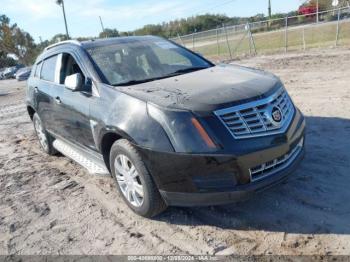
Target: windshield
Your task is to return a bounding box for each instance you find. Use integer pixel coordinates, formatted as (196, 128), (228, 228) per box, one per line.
(86, 38), (213, 86)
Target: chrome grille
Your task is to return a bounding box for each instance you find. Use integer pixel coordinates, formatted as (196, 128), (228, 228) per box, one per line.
(249, 137), (304, 182)
(214, 88), (295, 139)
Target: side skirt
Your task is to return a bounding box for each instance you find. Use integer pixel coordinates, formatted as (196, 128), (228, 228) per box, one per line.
(52, 138), (110, 176)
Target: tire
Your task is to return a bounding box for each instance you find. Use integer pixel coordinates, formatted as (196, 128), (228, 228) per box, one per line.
(33, 113), (56, 155)
(109, 139), (167, 218)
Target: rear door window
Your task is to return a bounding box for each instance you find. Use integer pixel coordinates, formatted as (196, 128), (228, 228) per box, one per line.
(41, 55), (58, 82)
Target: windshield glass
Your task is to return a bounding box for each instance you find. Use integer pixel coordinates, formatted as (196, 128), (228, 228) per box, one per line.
(86, 38), (213, 86)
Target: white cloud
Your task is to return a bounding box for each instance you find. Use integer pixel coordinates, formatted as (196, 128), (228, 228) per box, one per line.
(2, 0), (60, 20)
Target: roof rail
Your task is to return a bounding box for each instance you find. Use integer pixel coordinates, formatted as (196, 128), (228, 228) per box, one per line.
(45, 40), (81, 51)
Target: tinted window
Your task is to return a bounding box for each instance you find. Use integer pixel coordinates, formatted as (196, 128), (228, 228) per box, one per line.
(41, 55), (57, 82)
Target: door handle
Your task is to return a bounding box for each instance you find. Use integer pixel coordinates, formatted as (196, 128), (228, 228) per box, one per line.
(55, 96), (62, 104)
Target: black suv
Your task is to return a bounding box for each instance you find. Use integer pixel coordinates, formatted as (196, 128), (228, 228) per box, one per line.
(26, 36), (305, 217)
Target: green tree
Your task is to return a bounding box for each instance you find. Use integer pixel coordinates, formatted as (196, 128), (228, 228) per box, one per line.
(99, 28), (120, 38)
(0, 50), (16, 67)
(49, 33), (69, 44)
(0, 14), (39, 65)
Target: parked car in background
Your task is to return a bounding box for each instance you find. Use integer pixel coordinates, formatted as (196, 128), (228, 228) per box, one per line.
(26, 37), (305, 218)
(0, 68), (5, 80)
(2, 67), (17, 79)
(16, 66), (32, 81)
(2, 65), (24, 79)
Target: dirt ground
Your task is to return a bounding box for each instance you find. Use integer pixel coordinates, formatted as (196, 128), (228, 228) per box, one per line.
(0, 47), (350, 256)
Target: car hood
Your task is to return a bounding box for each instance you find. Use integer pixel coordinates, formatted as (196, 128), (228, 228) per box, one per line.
(118, 64), (282, 113)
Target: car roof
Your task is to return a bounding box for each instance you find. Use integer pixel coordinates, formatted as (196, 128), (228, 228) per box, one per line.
(81, 35), (163, 49)
(37, 35), (164, 64)
(45, 35), (163, 52)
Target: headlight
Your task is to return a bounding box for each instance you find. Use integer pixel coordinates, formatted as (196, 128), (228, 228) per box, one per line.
(147, 103), (218, 153)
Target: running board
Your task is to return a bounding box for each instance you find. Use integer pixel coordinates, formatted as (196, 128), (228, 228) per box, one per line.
(53, 139), (110, 176)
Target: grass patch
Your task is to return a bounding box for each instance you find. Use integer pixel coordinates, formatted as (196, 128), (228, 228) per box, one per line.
(180, 20), (350, 60)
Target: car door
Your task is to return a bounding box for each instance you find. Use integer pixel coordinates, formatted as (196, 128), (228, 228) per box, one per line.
(35, 55), (64, 133)
(55, 52), (97, 151)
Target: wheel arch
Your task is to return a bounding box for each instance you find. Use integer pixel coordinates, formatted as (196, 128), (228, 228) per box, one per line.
(99, 129), (133, 172)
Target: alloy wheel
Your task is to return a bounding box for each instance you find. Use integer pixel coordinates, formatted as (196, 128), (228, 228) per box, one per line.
(114, 154), (144, 207)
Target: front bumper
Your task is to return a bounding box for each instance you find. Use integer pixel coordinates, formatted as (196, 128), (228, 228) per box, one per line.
(159, 146), (304, 206)
(137, 109), (306, 207)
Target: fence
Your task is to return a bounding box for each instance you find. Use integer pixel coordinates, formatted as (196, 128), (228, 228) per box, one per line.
(171, 7), (350, 61)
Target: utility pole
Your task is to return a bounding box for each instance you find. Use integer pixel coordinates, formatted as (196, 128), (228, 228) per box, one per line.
(285, 16), (288, 52)
(56, 0), (70, 39)
(316, 0), (319, 23)
(99, 16), (106, 37)
(268, 0), (272, 18)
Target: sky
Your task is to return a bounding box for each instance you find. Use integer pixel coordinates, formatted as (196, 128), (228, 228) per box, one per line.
(2, 0), (302, 42)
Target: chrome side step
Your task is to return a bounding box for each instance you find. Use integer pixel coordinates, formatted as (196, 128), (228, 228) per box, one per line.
(53, 139), (110, 176)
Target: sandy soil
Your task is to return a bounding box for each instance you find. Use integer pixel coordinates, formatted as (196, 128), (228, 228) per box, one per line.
(0, 47), (350, 255)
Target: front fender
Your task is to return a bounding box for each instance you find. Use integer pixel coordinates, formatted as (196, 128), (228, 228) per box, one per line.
(90, 84), (174, 153)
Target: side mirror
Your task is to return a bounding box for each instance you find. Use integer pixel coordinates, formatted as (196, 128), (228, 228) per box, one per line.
(64, 73), (82, 91)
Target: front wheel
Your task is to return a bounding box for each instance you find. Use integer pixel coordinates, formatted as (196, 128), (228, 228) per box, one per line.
(110, 139), (167, 218)
(33, 113), (56, 155)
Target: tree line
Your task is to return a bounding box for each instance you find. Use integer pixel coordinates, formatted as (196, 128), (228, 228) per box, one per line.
(105, 0), (350, 38)
(103, 12), (300, 38)
(1, 0), (349, 66)
(0, 15), (41, 67)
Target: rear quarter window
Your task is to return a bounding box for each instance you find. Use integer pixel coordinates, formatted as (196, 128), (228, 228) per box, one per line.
(34, 62), (42, 78)
(30, 64), (36, 77)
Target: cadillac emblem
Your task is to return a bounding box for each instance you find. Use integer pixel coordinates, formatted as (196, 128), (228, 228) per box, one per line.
(271, 106), (282, 123)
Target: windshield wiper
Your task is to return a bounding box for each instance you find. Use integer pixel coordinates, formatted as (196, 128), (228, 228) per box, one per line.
(167, 66), (209, 76)
(113, 78), (160, 86)
(112, 67), (210, 86)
